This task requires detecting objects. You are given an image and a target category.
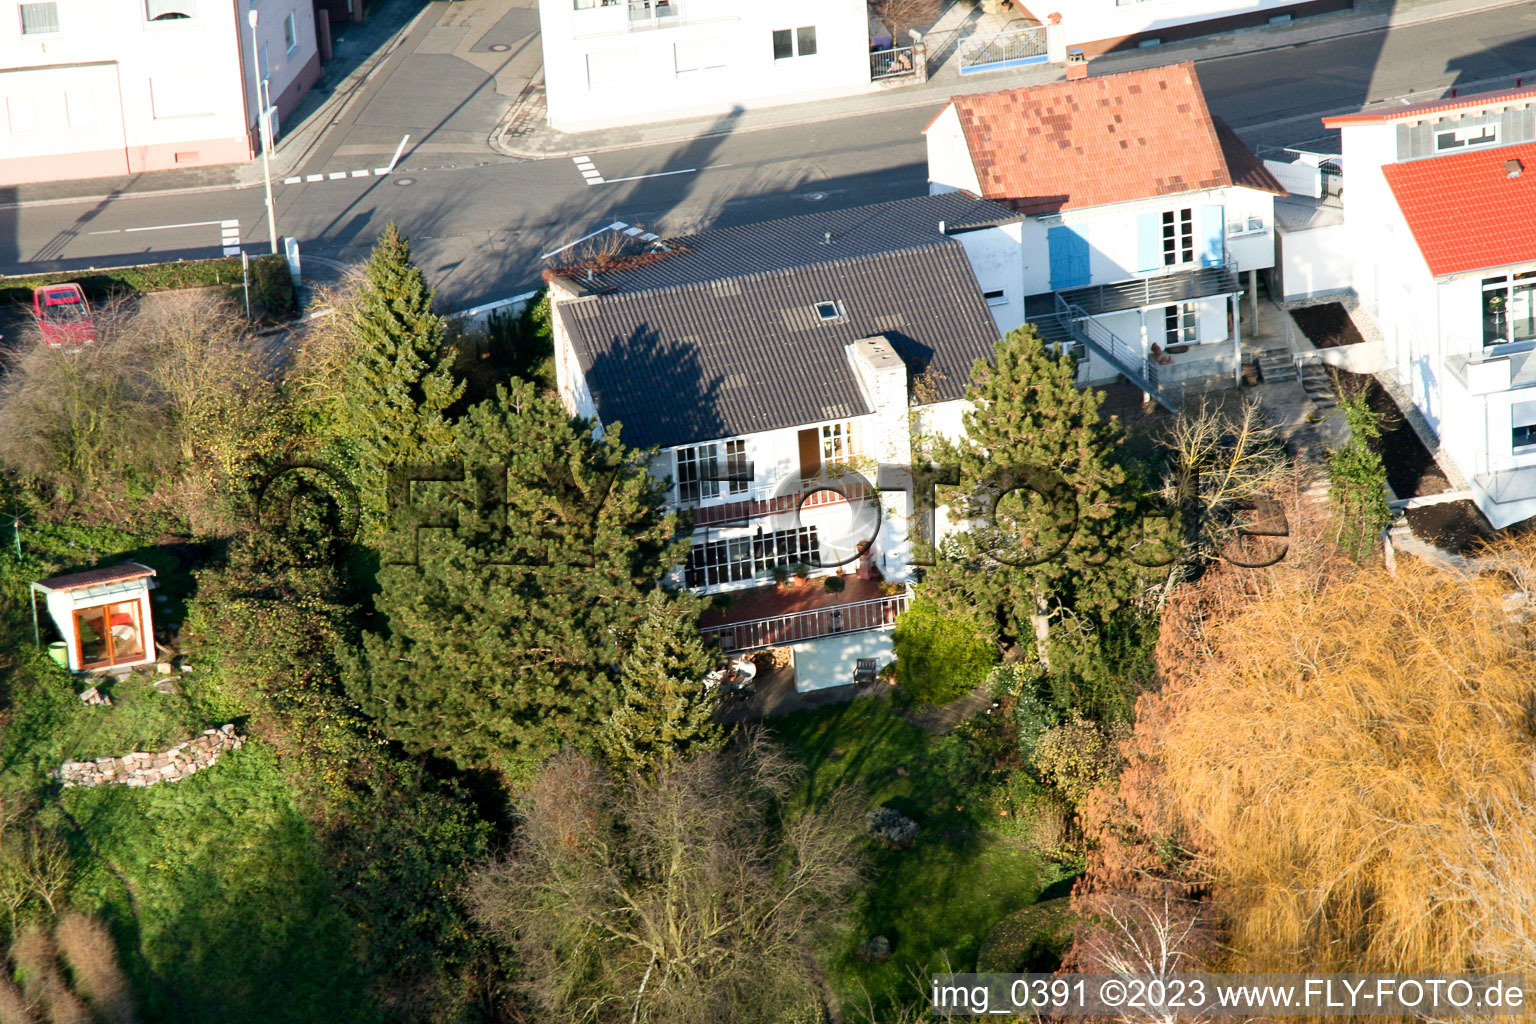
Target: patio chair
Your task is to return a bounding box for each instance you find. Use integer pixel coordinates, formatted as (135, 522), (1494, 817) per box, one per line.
(854, 658), (878, 686)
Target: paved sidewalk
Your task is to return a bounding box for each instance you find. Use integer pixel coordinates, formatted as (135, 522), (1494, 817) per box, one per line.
(491, 0), (1535, 160)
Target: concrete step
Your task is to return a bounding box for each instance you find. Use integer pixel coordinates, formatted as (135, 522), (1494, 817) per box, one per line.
(1257, 354), (1299, 383)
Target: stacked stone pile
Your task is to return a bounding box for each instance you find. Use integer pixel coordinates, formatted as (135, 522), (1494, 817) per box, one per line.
(54, 725), (244, 788)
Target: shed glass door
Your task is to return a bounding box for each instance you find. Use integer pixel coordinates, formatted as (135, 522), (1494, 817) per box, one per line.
(74, 600), (145, 669)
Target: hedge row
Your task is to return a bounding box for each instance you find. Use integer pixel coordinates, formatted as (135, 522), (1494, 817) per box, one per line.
(0, 254), (294, 316)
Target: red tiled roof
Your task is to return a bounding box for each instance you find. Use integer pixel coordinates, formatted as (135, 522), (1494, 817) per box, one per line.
(941, 62), (1275, 214)
(34, 562), (155, 593)
(1382, 141), (1536, 278)
(1323, 82), (1536, 126)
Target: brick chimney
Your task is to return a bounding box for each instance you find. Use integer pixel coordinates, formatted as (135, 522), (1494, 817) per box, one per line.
(1065, 48), (1088, 81)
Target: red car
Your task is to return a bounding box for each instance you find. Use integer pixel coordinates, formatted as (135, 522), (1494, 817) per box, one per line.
(33, 283), (96, 348)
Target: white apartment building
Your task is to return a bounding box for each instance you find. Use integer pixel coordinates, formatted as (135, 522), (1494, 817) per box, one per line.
(537, 0), (872, 132)
(1324, 84), (1536, 528)
(925, 61), (1283, 409)
(0, 0), (320, 184)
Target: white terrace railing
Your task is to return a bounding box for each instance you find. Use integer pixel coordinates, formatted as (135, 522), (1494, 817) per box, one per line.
(699, 588), (911, 653)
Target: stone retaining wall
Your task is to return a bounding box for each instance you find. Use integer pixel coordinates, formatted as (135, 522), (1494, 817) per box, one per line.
(53, 724), (244, 788)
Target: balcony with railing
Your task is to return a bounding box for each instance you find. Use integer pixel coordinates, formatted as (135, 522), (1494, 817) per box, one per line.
(698, 574), (911, 653)
(571, 0), (682, 32)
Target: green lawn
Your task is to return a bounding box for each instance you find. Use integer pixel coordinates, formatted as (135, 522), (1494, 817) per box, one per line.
(770, 697), (1067, 1017)
(0, 653), (375, 1024)
(63, 743), (374, 1024)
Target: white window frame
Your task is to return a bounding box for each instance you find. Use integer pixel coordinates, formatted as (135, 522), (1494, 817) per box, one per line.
(982, 288), (1007, 306)
(145, 0), (197, 21)
(821, 422), (858, 474)
(283, 11), (298, 55)
(675, 443), (720, 504)
(1162, 207), (1194, 267)
(1164, 303), (1197, 347)
(724, 439), (748, 495)
(1435, 123), (1498, 152)
(772, 24), (817, 61)
(18, 1), (60, 35)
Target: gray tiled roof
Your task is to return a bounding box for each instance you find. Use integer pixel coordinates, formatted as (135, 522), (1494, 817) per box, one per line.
(555, 194), (1010, 450)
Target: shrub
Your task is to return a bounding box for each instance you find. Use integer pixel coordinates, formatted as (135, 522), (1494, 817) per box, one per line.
(891, 597), (998, 707)
(866, 806), (920, 848)
(823, 575), (845, 593)
(249, 254), (294, 318)
(1031, 712), (1127, 807)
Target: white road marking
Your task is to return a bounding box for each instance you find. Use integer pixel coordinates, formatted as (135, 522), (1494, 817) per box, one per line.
(306, 174), (324, 182)
(571, 154), (605, 185)
(123, 219), (227, 233)
(283, 176), (302, 184)
(374, 167), (392, 175)
(598, 167), (697, 184)
(387, 134), (410, 173)
(327, 171), (347, 180)
(350, 169), (370, 177)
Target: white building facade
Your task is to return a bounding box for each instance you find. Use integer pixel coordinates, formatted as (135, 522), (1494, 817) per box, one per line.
(1325, 85), (1536, 527)
(0, 0), (320, 184)
(537, 0), (872, 132)
(924, 63), (1282, 408)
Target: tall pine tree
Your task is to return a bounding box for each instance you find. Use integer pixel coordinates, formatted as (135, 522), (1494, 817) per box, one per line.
(928, 325), (1153, 667)
(599, 589), (724, 778)
(346, 380), (682, 772)
(340, 223), (465, 522)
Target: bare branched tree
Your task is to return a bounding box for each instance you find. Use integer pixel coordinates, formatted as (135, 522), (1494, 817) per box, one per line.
(468, 732), (863, 1024)
(1073, 894), (1214, 1024)
(868, 0), (940, 44)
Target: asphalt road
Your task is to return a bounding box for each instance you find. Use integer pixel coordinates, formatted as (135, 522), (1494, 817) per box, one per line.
(4, 1), (1536, 312)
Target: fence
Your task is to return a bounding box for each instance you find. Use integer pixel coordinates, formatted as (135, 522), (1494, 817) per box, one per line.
(870, 45), (917, 80)
(958, 25), (1047, 74)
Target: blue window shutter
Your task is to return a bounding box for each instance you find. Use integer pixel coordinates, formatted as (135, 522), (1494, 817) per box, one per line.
(1048, 226), (1091, 290)
(1137, 213), (1161, 273)
(1201, 205), (1225, 266)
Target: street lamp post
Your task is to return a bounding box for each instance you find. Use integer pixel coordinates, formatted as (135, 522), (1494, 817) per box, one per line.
(248, 9), (279, 255)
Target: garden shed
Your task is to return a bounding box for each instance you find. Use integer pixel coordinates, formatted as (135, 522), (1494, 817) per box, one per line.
(32, 562), (158, 672)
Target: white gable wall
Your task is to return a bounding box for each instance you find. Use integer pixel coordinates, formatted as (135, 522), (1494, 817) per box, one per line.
(924, 103), (983, 196)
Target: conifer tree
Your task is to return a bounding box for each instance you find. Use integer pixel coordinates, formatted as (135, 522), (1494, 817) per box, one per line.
(599, 589), (724, 778)
(928, 325), (1152, 666)
(340, 223), (465, 518)
(347, 380), (681, 771)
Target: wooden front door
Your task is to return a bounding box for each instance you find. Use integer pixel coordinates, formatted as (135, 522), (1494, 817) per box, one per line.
(798, 427), (820, 482)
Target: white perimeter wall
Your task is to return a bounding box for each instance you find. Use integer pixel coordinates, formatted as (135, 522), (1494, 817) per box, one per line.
(1059, 0), (1318, 46)
(1276, 223), (1351, 301)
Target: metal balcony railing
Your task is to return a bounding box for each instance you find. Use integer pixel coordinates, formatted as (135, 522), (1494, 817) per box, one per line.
(628, 0), (679, 28)
(1053, 293), (1185, 413)
(699, 589), (911, 653)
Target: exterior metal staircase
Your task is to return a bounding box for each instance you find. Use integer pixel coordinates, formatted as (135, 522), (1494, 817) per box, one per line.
(1031, 294), (1186, 413)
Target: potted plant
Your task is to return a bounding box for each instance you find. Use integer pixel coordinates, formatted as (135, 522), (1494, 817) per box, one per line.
(770, 565), (790, 588)
(792, 563), (810, 587)
(824, 575), (846, 593)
